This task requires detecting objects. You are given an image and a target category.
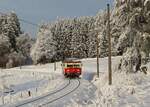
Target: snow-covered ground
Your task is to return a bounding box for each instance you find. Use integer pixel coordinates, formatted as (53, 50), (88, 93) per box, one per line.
(0, 56), (150, 107)
(0, 67), (63, 106)
(68, 58), (150, 107)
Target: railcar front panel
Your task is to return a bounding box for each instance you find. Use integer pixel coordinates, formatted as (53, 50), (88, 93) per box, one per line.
(62, 61), (82, 77)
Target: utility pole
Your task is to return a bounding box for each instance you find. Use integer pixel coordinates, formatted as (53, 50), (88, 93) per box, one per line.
(107, 4), (112, 85)
(96, 32), (100, 78)
(54, 53), (56, 71)
(54, 62), (56, 71)
(142, 0), (144, 13)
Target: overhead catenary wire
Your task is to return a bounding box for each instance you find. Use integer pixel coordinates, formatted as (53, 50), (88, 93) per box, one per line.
(0, 11), (39, 27)
(19, 18), (39, 27)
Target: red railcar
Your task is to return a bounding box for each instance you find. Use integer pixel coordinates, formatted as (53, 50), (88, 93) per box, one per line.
(62, 59), (82, 77)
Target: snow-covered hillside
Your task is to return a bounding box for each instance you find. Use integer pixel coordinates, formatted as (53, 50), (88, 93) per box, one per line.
(68, 59), (150, 107)
(0, 56), (149, 107)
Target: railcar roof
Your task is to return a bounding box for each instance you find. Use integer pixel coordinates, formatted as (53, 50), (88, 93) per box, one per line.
(62, 61), (81, 63)
(62, 58), (81, 63)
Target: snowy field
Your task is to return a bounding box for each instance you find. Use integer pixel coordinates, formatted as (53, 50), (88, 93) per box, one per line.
(0, 65), (63, 106)
(0, 56), (150, 107)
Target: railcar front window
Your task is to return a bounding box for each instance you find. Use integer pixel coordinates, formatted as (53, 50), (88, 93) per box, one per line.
(74, 65), (80, 67)
(67, 65), (73, 68)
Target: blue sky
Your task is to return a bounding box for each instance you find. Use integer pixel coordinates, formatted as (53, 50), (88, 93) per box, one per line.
(0, 0), (114, 37)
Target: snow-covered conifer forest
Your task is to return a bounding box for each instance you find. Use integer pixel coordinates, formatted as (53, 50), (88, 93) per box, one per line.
(31, 0), (150, 69)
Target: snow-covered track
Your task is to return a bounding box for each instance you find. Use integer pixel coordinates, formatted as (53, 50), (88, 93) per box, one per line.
(10, 79), (81, 107)
(13, 79), (71, 107)
(40, 79), (80, 107)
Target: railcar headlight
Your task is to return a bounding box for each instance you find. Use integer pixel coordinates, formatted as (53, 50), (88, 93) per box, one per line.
(66, 69), (70, 72)
(77, 69), (80, 72)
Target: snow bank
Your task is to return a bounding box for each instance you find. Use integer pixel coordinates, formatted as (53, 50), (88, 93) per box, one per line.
(83, 61), (150, 107)
(67, 59), (150, 107)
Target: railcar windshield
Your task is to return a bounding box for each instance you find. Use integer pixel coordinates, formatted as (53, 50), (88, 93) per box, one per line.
(67, 65), (74, 68)
(74, 64), (80, 67)
(66, 64), (81, 68)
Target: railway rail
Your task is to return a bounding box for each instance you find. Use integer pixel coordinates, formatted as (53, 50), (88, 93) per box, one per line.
(13, 79), (80, 107)
(41, 79), (80, 107)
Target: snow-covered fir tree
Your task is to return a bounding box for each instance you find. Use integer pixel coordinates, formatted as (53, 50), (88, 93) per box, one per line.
(31, 23), (57, 64)
(32, 16), (98, 64)
(114, 0), (150, 73)
(0, 12), (34, 68)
